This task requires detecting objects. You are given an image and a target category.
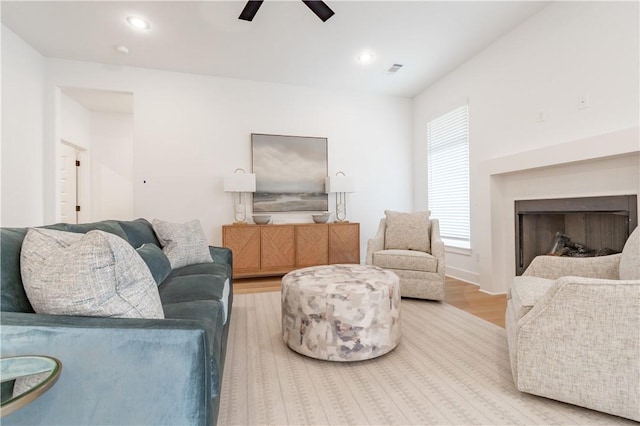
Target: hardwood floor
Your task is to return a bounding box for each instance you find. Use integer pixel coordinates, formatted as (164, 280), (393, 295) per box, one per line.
(234, 274), (507, 328)
(444, 276), (507, 327)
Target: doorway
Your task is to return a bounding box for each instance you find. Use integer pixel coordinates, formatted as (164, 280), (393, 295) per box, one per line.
(58, 141), (80, 224)
(58, 87), (134, 223)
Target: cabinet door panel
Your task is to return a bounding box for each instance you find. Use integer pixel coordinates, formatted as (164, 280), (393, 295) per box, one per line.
(329, 223), (360, 264)
(296, 224), (328, 267)
(223, 225), (260, 272)
(261, 226), (295, 269)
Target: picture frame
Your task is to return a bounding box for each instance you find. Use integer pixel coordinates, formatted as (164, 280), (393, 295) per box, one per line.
(251, 133), (328, 213)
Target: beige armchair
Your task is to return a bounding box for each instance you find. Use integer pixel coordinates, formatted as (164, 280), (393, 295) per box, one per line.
(506, 226), (640, 421)
(365, 210), (445, 300)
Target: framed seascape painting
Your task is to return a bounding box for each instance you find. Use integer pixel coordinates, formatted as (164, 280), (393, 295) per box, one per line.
(252, 133), (328, 213)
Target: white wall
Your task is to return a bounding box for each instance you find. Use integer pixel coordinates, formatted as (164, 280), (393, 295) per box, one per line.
(60, 93), (91, 149)
(1, 26), (45, 227)
(90, 111), (134, 221)
(2, 53), (412, 255)
(413, 1), (640, 292)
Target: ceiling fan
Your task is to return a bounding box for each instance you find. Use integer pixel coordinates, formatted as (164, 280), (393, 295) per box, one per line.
(239, 0), (335, 22)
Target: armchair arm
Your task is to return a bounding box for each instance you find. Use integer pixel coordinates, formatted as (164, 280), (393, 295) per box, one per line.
(429, 219), (445, 276)
(523, 253), (621, 280)
(1, 312), (213, 425)
(365, 219), (386, 265)
(514, 277), (640, 421)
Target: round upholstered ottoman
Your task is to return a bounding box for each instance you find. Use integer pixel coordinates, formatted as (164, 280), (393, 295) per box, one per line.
(281, 264), (401, 362)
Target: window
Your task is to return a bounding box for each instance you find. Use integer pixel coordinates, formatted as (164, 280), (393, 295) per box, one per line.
(427, 105), (470, 249)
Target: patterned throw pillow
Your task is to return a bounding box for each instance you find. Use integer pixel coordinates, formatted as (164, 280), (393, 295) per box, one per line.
(20, 228), (164, 319)
(151, 219), (213, 269)
(384, 210), (431, 253)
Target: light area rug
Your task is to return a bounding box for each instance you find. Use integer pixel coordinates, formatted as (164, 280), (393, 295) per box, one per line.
(219, 291), (634, 425)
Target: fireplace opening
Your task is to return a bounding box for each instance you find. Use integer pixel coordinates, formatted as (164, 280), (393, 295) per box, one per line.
(515, 195), (637, 275)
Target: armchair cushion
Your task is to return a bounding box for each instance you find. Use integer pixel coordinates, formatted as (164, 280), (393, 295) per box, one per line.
(384, 210), (430, 252)
(152, 219), (213, 269)
(20, 228), (164, 319)
(373, 249), (438, 273)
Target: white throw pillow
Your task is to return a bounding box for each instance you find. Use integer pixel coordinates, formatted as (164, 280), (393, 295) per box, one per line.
(384, 210), (431, 253)
(151, 219), (213, 269)
(20, 228), (164, 319)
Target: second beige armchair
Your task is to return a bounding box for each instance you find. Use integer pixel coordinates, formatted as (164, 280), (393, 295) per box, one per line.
(365, 210), (445, 300)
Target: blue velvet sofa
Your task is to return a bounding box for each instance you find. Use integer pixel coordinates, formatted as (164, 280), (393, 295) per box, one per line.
(0, 218), (233, 425)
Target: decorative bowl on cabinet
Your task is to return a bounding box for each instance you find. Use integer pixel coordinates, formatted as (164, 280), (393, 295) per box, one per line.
(252, 215), (271, 224)
(312, 213), (331, 223)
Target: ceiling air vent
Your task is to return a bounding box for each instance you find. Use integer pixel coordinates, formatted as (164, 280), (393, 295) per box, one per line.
(387, 63), (404, 74)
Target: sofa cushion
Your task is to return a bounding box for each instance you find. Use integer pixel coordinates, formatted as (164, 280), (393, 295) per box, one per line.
(20, 228), (164, 319)
(159, 275), (230, 323)
(152, 219), (213, 269)
(0, 227), (33, 313)
(57, 220), (129, 241)
(619, 227), (639, 280)
(168, 262), (230, 279)
(384, 210), (431, 252)
(119, 218), (161, 248)
(136, 244), (172, 286)
(510, 275), (555, 320)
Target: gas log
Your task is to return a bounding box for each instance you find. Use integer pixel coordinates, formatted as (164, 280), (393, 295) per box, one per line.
(547, 232), (619, 257)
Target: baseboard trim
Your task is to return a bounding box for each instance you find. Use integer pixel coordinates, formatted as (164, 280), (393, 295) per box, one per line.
(446, 269), (507, 296)
(479, 288), (507, 296)
(445, 267), (480, 286)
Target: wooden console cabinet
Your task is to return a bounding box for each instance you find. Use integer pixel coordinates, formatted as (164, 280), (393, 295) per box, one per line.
(222, 223), (360, 277)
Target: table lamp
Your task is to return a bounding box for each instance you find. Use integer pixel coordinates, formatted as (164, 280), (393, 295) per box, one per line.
(224, 168), (256, 224)
(325, 171), (356, 222)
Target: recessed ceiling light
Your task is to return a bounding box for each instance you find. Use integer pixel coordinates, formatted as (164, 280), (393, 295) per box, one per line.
(356, 51), (375, 64)
(126, 16), (150, 30)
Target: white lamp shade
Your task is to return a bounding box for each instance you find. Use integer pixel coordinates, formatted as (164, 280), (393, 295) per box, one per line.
(325, 175), (356, 193)
(224, 173), (256, 192)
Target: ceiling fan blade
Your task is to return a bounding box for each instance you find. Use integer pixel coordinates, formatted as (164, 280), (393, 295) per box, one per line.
(302, 1), (335, 22)
(239, 0), (264, 21)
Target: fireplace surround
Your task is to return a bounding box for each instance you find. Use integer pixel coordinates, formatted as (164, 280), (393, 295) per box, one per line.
(514, 195), (638, 275)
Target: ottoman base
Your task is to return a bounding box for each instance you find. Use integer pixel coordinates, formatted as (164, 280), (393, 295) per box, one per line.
(282, 264), (401, 362)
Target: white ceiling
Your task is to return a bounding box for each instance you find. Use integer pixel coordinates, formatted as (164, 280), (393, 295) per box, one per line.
(2, 1), (549, 98)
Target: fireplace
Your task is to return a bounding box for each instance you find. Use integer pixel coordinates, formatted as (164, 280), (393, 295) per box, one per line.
(514, 195), (638, 275)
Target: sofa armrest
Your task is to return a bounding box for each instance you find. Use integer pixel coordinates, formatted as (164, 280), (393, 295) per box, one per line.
(513, 278), (640, 421)
(365, 219), (386, 265)
(210, 246), (232, 267)
(1, 312), (213, 425)
(523, 253), (621, 280)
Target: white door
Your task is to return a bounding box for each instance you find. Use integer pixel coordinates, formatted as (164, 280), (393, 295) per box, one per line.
(59, 142), (78, 224)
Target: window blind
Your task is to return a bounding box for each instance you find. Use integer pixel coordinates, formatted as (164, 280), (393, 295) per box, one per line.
(427, 105), (470, 247)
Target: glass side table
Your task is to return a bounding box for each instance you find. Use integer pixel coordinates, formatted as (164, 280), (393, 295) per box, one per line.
(0, 356), (62, 417)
